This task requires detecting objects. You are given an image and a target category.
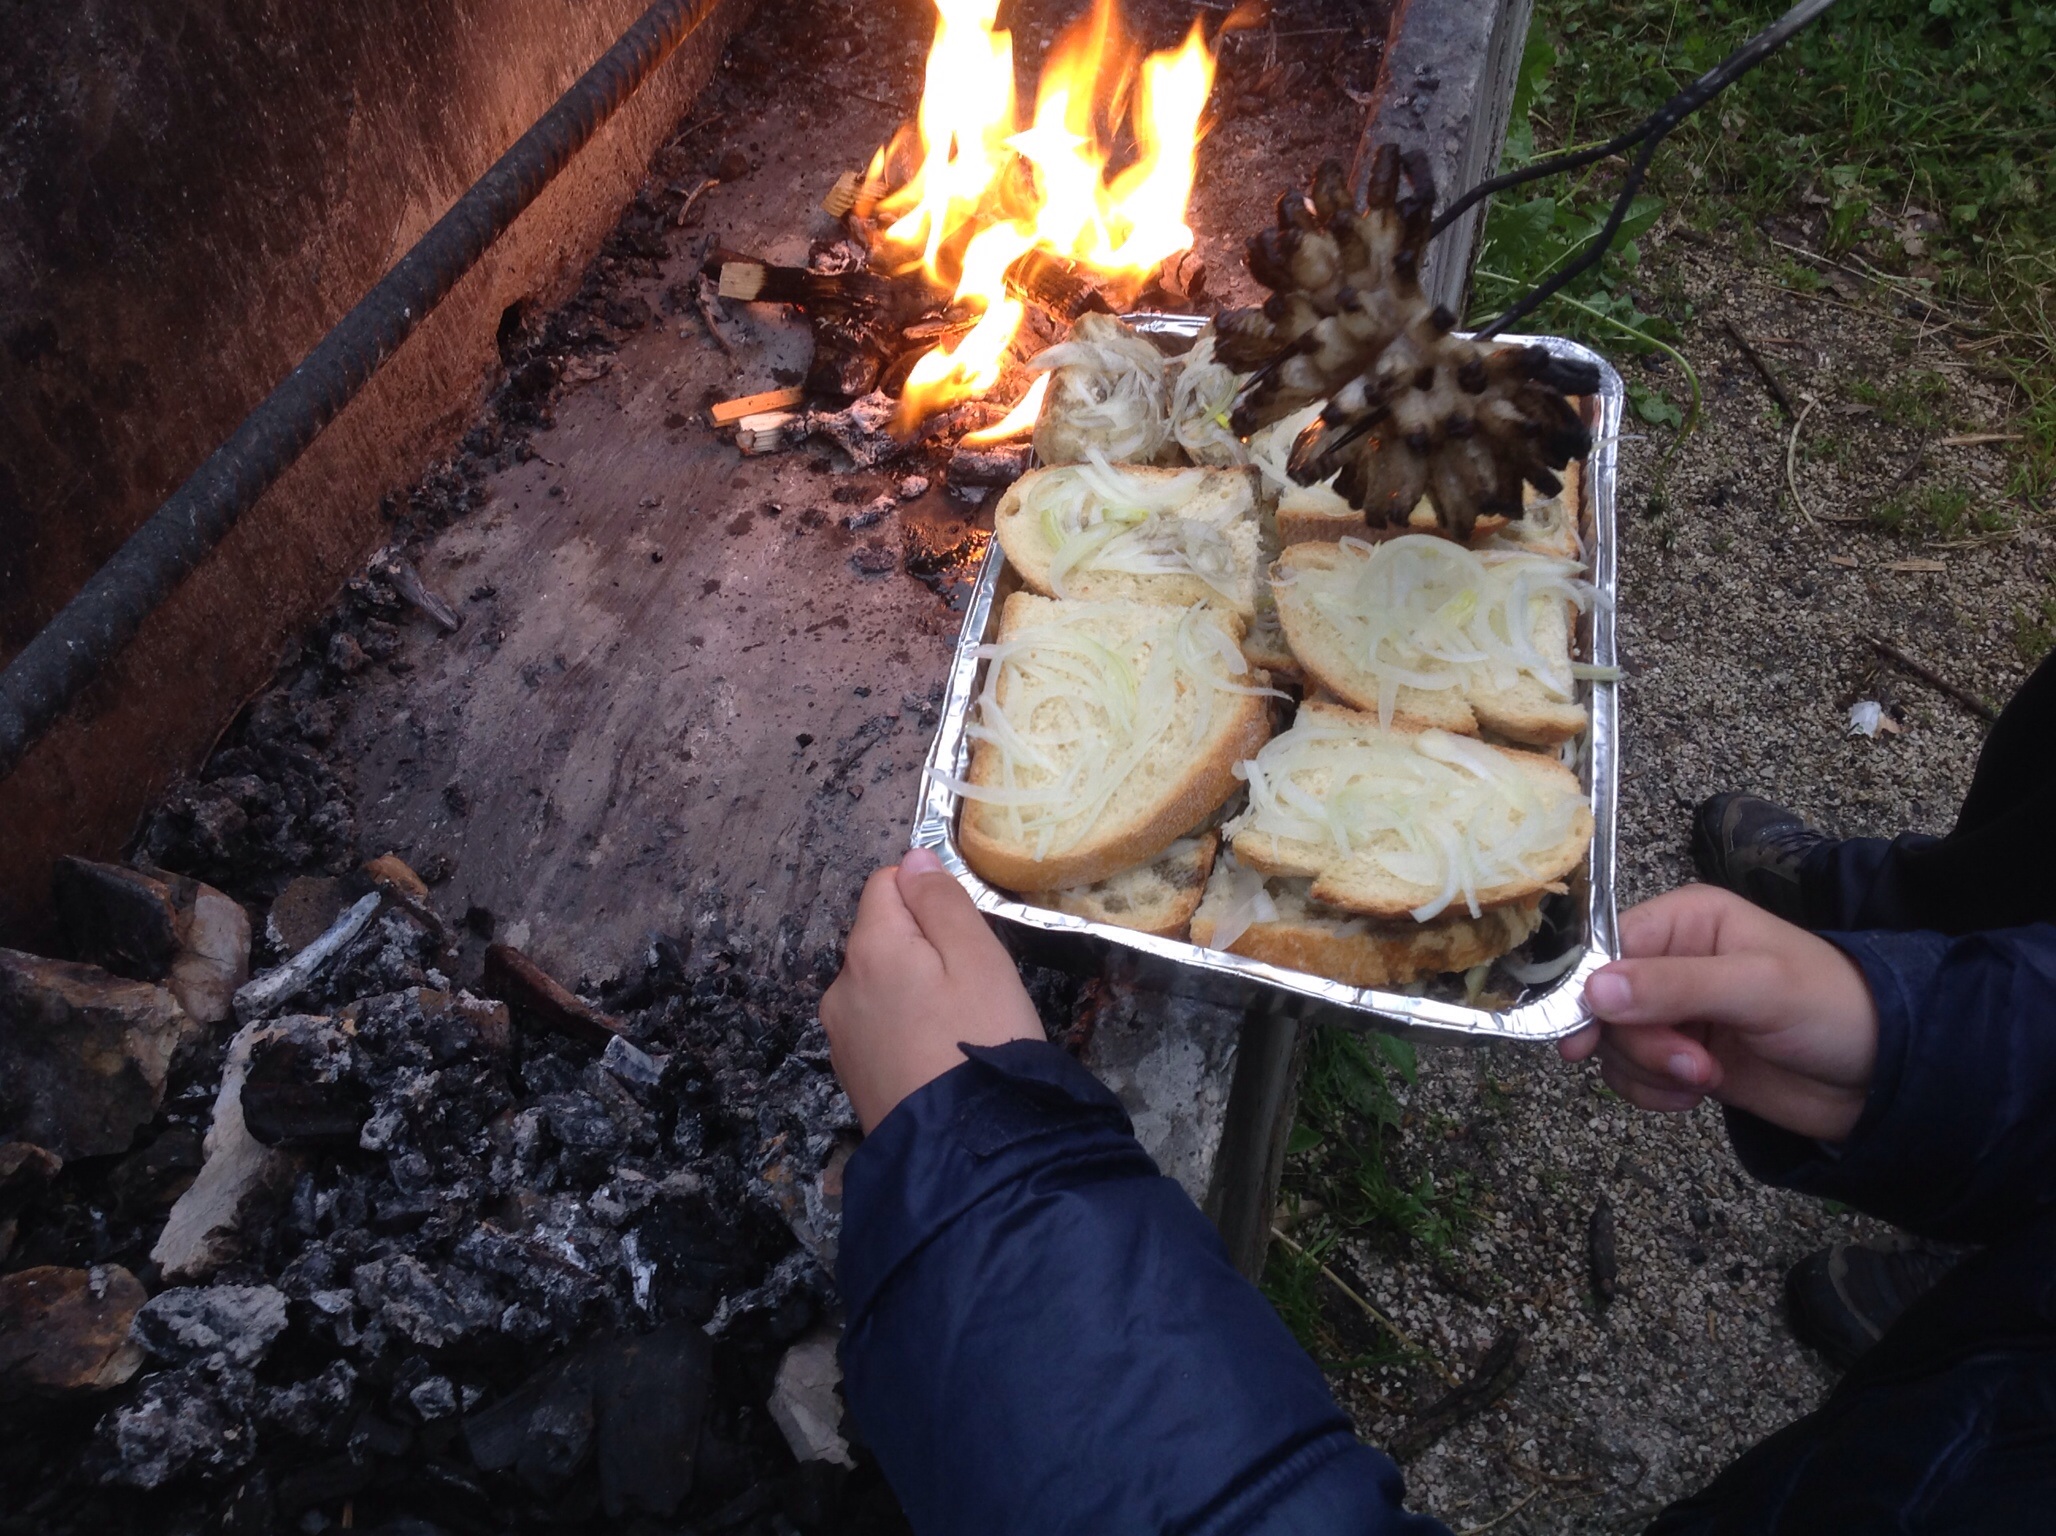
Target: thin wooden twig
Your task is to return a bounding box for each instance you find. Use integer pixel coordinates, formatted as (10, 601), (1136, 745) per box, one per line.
(1271, 1228), (1460, 1387)
(1458, 1487), (1544, 1535)
(1720, 317), (1797, 417)
(673, 176), (717, 227)
(1866, 636), (1999, 723)
(694, 274), (739, 359)
(1785, 395), (1820, 522)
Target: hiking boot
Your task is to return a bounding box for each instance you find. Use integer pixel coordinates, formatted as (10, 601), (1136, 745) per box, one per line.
(1785, 1242), (1961, 1371)
(1690, 793), (1828, 925)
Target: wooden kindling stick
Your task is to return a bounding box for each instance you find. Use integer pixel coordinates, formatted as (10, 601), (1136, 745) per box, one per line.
(1866, 635), (1999, 723)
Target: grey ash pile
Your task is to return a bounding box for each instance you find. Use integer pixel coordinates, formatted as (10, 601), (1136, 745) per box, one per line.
(0, 705), (911, 1535)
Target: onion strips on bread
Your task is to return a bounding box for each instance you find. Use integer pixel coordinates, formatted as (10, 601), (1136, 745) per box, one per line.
(993, 456), (1267, 615)
(1271, 534), (1591, 746)
(1191, 852), (1545, 986)
(1029, 313), (1172, 466)
(947, 595), (1278, 891)
(1227, 702), (1590, 921)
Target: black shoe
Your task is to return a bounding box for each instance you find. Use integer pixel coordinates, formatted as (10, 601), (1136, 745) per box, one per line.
(1690, 793), (1828, 925)
(1785, 1242), (1960, 1371)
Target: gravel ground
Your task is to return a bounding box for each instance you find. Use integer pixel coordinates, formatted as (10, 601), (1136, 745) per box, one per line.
(1300, 229), (2052, 1533)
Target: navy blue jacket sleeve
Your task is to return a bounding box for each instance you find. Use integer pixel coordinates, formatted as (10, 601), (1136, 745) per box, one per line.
(1726, 923), (2056, 1244)
(838, 1038), (1449, 1536)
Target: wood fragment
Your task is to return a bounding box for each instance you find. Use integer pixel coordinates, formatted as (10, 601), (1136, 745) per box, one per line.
(1866, 635), (1998, 723)
(1720, 317), (1796, 418)
(694, 275), (739, 359)
(1003, 248), (1111, 322)
(716, 259), (921, 311)
(1457, 1487), (1544, 1536)
(481, 943), (626, 1049)
(735, 410), (799, 455)
(1270, 1228), (1458, 1386)
(947, 444), (1032, 488)
(821, 170), (861, 217)
(1389, 1327), (1531, 1462)
(1587, 1194), (1617, 1305)
(673, 176), (717, 227)
(709, 386), (807, 427)
(1885, 559), (1948, 574)
(852, 172), (889, 219)
(1784, 395), (1820, 522)
(1940, 432), (2023, 447)
(373, 555), (461, 634)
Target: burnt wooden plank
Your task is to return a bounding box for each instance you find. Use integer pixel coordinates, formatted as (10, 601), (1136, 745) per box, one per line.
(1356, 0), (1535, 316)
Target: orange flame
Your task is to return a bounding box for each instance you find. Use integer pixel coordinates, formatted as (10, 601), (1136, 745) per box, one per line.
(875, 0), (1217, 424)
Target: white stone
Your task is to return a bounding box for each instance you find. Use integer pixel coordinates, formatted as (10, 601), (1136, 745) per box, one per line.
(151, 1021), (296, 1282)
(766, 1325), (852, 1468)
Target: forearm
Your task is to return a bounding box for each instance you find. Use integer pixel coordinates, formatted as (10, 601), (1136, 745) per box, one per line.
(1728, 925), (2056, 1242)
(838, 1039), (1446, 1536)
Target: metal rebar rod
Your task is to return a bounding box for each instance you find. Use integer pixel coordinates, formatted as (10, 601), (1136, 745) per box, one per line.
(0, 0), (725, 781)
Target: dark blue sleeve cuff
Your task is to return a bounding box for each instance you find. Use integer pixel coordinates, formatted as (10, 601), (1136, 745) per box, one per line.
(1728, 926), (2056, 1241)
(835, 1037), (1450, 1536)
(837, 1038), (1145, 1327)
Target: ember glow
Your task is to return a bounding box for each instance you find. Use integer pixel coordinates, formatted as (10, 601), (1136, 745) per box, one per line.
(872, 0), (1218, 424)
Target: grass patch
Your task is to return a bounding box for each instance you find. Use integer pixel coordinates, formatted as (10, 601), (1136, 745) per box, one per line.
(1476, 0), (2056, 487)
(1265, 1028), (1477, 1362)
(2014, 593), (2056, 664)
(1848, 370), (1960, 435)
(1261, 1234), (1412, 1375)
(1871, 480), (2010, 539)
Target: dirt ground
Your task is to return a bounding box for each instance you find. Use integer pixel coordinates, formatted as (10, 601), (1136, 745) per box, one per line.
(1302, 228), (2050, 1533)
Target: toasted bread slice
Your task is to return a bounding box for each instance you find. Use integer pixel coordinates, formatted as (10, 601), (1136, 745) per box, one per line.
(1229, 702), (1590, 920)
(1271, 537), (1588, 746)
(958, 595), (1274, 891)
(1191, 857), (1546, 987)
(1032, 833), (1220, 938)
(1031, 312), (1172, 466)
(1273, 467), (1583, 552)
(995, 464), (1266, 615)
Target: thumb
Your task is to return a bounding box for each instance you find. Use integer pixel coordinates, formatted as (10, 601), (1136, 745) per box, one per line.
(895, 847), (1012, 974)
(1586, 951), (1803, 1035)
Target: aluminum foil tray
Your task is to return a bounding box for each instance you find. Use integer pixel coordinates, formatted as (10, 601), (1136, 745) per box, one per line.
(910, 331), (1623, 1044)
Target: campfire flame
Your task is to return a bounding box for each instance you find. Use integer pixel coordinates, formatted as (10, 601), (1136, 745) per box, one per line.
(872, 0), (1218, 424)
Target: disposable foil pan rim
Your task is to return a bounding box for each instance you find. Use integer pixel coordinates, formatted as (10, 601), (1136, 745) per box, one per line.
(909, 331), (1623, 1044)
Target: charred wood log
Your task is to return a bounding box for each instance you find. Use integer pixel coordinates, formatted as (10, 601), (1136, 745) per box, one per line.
(481, 943), (626, 1050)
(1002, 249), (1112, 323)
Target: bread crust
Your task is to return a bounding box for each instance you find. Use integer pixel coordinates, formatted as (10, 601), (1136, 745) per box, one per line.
(1275, 461), (1583, 557)
(1031, 832), (1220, 938)
(994, 465), (1265, 615)
(1192, 891), (1544, 987)
(1271, 540), (1587, 747)
(958, 596), (1275, 891)
(1228, 703), (1591, 919)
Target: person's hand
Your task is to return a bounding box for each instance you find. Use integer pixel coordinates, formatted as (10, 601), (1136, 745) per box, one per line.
(821, 847), (1045, 1133)
(1557, 884), (1879, 1142)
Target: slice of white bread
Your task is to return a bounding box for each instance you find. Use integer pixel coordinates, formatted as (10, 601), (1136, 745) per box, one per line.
(994, 463), (1266, 616)
(1272, 468), (1583, 554)
(957, 595), (1274, 891)
(1031, 312), (1172, 466)
(1229, 702), (1591, 920)
(1271, 536), (1588, 746)
(1032, 833), (1220, 938)
(1190, 856), (1545, 987)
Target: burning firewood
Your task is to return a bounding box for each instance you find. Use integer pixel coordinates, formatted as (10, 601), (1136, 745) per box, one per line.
(1217, 151), (1600, 541)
